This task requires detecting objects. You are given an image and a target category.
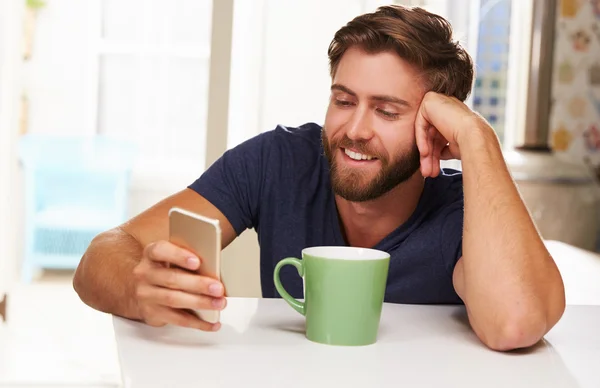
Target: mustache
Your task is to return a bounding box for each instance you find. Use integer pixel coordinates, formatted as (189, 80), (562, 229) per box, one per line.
(332, 135), (385, 160)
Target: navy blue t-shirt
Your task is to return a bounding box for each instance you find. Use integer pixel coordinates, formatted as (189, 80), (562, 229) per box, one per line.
(189, 123), (464, 304)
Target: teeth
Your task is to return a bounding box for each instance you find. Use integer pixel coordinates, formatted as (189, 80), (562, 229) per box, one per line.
(344, 148), (374, 161)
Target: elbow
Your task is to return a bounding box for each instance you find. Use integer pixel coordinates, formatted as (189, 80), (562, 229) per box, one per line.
(72, 251), (89, 302)
(478, 267), (567, 352)
(480, 295), (565, 352)
(478, 298), (565, 351)
(73, 234), (102, 304)
(482, 316), (547, 351)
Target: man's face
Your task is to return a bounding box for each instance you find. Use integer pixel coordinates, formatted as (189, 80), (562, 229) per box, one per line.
(322, 47), (426, 202)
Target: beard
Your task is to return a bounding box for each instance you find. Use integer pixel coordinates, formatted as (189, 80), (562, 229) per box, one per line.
(321, 128), (421, 202)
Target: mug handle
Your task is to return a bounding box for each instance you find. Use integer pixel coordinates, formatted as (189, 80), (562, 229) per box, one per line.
(274, 258), (305, 315)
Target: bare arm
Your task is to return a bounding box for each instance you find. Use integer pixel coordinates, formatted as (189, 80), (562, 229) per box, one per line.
(453, 129), (565, 350)
(73, 188), (237, 321)
(73, 227), (143, 320)
(416, 93), (565, 351)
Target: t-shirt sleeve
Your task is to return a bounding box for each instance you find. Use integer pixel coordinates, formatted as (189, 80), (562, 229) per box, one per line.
(440, 204), (464, 274)
(439, 177), (464, 275)
(187, 132), (272, 236)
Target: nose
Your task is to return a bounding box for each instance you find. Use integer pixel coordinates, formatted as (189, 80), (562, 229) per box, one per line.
(346, 106), (374, 141)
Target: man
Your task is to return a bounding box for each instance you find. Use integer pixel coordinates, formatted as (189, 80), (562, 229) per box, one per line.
(73, 5), (565, 351)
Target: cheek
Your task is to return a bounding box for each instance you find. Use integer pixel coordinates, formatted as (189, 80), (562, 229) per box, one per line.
(378, 122), (417, 157)
(324, 105), (350, 139)
(325, 98), (357, 123)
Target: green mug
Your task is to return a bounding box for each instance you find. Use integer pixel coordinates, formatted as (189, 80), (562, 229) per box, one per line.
(274, 246), (390, 346)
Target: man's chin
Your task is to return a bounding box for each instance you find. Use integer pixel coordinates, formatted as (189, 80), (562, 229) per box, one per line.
(331, 180), (380, 202)
(331, 167), (421, 202)
(333, 189), (381, 202)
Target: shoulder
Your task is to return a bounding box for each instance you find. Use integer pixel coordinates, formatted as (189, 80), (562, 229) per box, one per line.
(262, 122), (323, 153)
(238, 122), (322, 148)
(232, 122), (325, 172)
(272, 122), (323, 141)
(187, 122), (324, 234)
(222, 122), (322, 162)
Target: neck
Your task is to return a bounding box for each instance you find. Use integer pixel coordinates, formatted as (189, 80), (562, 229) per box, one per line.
(335, 172), (425, 248)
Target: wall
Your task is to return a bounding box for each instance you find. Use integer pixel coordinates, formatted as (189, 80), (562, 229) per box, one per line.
(510, 0), (600, 251)
(21, 0), (90, 136)
(0, 0), (25, 292)
(549, 0), (600, 248)
(258, 0), (366, 132)
(549, 0), (600, 168)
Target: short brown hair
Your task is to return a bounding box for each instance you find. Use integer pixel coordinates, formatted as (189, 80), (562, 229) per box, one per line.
(327, 5), (474, 102)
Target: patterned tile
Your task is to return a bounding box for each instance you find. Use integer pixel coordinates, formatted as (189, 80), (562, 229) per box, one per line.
(550, 0), (600, 167)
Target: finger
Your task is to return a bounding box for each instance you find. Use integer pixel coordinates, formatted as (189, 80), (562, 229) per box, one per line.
(421, 160), (431, 178)
(433, 133), (449, 177)
(419, 134), (432, 177)
(432, 149), (439, 178)
(145, 266), (225, 297)
(144, 241), (200, 271)
(157, 305), (220, 331)
(420, 124), (435, 177)
(137, 283), (227, 311)
(431, 132), (440, 178)
(428, 126), (436, 177)
(414, 106), (430, 157)
(420, 154), (430, 177)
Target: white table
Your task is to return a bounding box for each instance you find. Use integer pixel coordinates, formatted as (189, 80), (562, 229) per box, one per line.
(545, 240), (600, 305)
(113, 297), (600, 388)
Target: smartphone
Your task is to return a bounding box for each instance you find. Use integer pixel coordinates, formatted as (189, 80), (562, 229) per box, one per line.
(168, 207), (222, 324)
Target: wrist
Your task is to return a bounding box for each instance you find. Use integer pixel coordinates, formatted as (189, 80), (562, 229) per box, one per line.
(457, 124), (502, 158)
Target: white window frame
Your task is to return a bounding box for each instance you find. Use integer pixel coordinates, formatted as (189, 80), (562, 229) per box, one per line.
(84, 0), (233, 189)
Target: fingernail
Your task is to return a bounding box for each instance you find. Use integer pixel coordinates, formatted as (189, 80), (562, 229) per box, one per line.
(186, 257), (200, 269)
(212, 322), (221, 332)
(212, 298), (224, 308)
(208, 283), (223, 296)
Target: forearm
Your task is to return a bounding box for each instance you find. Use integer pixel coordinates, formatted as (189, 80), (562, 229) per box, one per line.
(458, 127), (565, 349)
(73, 227), (143, 320)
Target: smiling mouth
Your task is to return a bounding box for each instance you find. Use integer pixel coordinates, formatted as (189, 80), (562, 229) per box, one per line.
(342, 148), (377, 161)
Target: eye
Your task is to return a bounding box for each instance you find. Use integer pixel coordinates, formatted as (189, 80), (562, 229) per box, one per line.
(334, 99), (354, 107)
(376, 108), (400, 120)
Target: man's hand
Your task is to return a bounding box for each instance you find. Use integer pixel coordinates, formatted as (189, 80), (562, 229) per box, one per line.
(132, 240), (226, 331)
(414, 91), (498, 177)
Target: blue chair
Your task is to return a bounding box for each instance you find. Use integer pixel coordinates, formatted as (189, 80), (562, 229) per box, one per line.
(18, 134), (136, 283)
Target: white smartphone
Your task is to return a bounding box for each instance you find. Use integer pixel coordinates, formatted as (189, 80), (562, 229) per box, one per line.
(168, 207), (222, 324)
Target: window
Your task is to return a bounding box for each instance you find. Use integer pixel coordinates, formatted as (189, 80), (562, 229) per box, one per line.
(96, 0), (214, 174)
(471, 0), (513, 145)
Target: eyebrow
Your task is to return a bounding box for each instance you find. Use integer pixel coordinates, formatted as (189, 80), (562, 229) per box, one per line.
(330, 83), (412, 108)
